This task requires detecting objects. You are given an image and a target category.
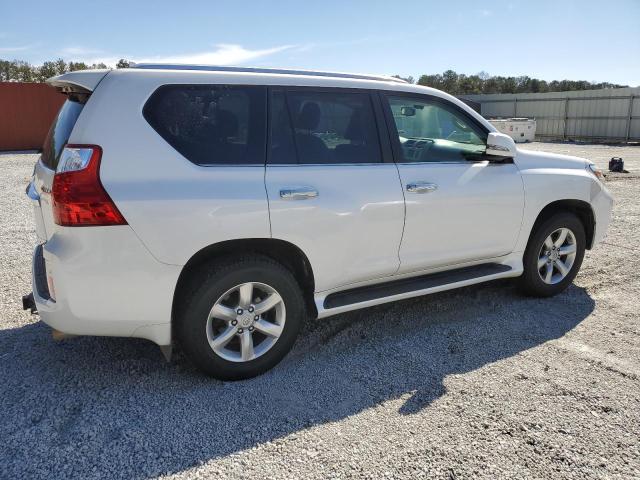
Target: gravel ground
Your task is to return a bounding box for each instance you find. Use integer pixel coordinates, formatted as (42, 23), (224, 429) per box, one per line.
(1, 142), (639, 479)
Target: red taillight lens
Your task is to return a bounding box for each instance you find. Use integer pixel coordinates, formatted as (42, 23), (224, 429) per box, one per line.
(52, 145), (127, 226)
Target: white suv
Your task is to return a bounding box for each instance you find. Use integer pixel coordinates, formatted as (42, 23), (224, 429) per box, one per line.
(24, 65), (613, 379)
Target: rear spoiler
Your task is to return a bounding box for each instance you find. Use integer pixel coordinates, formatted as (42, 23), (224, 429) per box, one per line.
(46, 69), (110, 95)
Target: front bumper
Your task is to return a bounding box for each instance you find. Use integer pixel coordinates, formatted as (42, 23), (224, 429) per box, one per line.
(590, 182), (614, 247)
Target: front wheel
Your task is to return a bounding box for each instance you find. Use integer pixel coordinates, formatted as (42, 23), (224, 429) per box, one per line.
(518, 212), (586, 297)
(177, 256), (305, 380)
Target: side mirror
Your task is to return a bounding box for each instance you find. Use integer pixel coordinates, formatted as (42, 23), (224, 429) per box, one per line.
(486, 132), (516, 159)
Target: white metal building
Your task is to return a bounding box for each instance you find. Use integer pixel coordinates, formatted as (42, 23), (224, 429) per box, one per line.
(465, 87), (640, 142)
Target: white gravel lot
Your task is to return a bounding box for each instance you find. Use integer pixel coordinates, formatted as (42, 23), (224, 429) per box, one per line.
(0, 142), (639, 479)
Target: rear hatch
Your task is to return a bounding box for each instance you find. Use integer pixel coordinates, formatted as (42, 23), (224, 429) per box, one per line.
(28, 70), (109, 242)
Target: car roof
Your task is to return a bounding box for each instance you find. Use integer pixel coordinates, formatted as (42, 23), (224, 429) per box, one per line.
(117, 63), (447, 100)
(47, 65), (497, 133)
(131, 64), (409, 84)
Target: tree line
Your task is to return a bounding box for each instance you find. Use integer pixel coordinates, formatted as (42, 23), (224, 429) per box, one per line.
(393, 70), (627, 95)
(0, 58), (131, 82)
(0, 58), (628, 94)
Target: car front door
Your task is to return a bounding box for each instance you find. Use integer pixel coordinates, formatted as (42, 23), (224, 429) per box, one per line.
(381, 93), (524, 274)
(265, 88), (405, 292)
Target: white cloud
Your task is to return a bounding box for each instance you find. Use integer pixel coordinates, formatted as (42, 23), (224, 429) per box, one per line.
(0, 44), (35, 54)
(60, 46), (103, 56)
(67, 43), (294, 67)
(480, 9), (492, 16)
(139, 44), (293, 65)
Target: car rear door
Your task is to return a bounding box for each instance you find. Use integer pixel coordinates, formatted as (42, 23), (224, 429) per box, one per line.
(381, 93), (524, 274)
(265, 88), (405, 292)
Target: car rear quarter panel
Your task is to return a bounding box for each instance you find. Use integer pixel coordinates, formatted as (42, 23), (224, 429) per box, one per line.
(67, 70), (271, 266)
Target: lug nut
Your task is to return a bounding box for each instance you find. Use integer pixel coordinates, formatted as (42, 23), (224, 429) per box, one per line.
(248, 306), (254, 313)
(231, 320), (237, 326)
(237, 328), (244, 334)
(254, 315), (259, 321)
(248, 326), (254, 332)
(236, 308), (243, 315)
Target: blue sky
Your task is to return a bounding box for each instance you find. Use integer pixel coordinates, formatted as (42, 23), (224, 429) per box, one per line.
(1, 0), (639, 85)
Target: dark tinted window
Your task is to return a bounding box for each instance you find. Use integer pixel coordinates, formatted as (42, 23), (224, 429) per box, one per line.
(270, 90), (382, 164)
(269, 90), (297, 164)
(386, 95), (487, 163)
(143, 85), (266, 165)
(41, 99), (85, 170)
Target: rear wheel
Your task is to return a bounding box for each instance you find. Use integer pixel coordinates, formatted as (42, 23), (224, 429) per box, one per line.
(519, 212), (586, 297)
(177, 256), (305, 380)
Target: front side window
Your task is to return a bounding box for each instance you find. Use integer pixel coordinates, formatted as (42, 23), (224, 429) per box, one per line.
(386, 95), (487, 163)
(270, 90), (382, 164)
(143, 85), (266, 165)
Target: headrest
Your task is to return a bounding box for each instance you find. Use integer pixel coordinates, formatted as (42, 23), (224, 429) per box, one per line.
(344, 109), (365, 141)
(296, 102), (321, 131)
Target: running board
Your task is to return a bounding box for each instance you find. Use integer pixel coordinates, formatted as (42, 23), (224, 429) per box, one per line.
(323, 263), (512, 310)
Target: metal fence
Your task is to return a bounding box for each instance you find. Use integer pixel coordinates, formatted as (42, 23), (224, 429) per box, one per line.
(0, 82), (65, 151)
(465, 87), (640, 142)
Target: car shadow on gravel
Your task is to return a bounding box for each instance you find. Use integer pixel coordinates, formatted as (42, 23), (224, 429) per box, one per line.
(0, 281), (594, 479)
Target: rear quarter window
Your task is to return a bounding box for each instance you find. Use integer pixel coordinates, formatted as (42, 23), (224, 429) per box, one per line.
(143, 84), (267, 165)
(41, 99), (85, 170)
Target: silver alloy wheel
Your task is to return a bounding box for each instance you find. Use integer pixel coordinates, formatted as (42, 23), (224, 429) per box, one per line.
(206, 282), (286, 362)
(537, 227), (577, 285)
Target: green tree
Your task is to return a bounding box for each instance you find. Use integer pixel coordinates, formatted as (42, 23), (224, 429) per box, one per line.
(38, 61), (59, 81)
(68, 61), (89, 71)
(392, 74), (415, 84)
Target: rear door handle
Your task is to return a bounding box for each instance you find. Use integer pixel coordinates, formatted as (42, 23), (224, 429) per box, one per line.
(279, 187), (319, 200)
(406, 182), (438, 194)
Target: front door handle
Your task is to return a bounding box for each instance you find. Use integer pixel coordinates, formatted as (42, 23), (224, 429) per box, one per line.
(279, 187), (319, 200)
(406, 182), (438, 194)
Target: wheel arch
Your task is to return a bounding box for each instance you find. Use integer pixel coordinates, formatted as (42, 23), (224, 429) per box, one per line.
(530, 199), (596, 249)
(172, 238), (317, 328)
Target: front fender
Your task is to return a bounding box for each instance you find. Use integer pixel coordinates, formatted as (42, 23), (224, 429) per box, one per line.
(514, 166), (595, 253)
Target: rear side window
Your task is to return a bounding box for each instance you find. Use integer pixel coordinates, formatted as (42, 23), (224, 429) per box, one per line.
(269, 89), (382, 164)
(41, 99), (85, 170)
(143, 85), (266, 165)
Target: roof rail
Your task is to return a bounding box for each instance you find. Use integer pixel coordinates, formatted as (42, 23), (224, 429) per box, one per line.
(130, 64), (408, 83)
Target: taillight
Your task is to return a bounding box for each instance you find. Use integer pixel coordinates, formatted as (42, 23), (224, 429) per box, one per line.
(52, 145), (127, 226)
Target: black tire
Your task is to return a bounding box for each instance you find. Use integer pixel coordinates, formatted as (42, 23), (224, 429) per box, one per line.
(176, 255), (305, 380)
(518, 212), (586, 297)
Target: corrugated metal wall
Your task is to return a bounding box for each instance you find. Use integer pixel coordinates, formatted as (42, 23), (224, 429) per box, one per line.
(465, 87), (640, 141)
(0, 82), (65, 151)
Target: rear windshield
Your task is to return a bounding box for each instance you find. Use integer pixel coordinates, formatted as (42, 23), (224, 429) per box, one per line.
(41, 99), (85, 170)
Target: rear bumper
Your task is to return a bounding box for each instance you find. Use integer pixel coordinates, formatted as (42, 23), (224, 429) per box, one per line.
(31, 226), (182, 346)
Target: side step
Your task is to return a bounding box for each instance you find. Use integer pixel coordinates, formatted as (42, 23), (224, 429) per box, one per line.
(323, 263), (512, 309)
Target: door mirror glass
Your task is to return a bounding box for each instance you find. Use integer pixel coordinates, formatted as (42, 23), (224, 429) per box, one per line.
(486, 132), (517, 159)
